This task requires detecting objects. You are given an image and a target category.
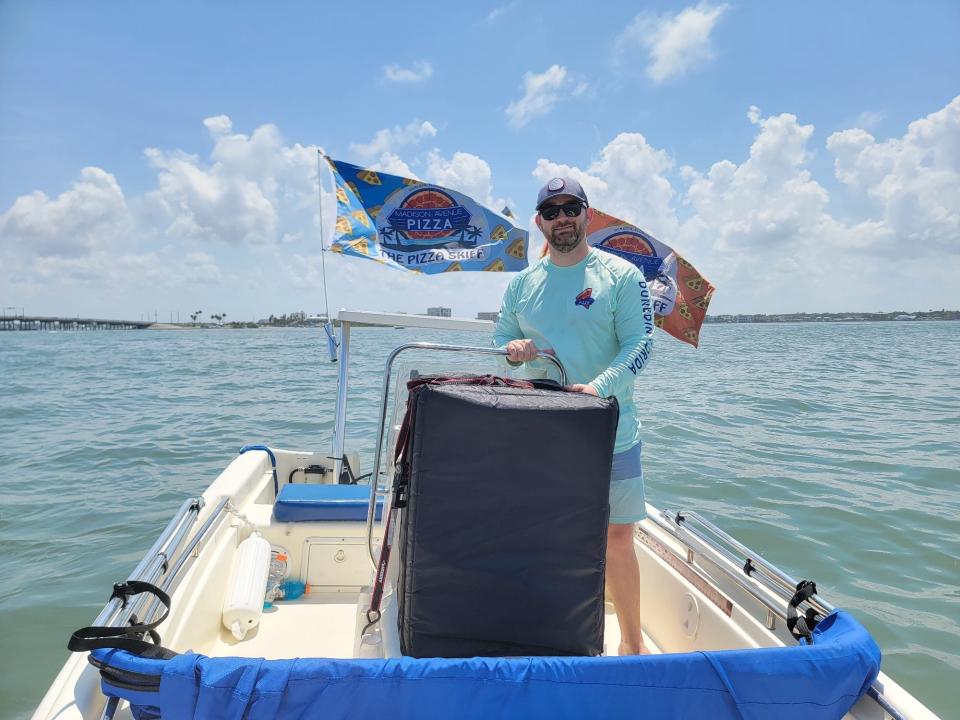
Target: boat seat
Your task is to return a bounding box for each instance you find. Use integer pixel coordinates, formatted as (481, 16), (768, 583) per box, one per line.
(273, 484), (383, 523)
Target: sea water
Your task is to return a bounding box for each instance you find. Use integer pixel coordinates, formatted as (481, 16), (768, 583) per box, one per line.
(0, 321), (957, 719)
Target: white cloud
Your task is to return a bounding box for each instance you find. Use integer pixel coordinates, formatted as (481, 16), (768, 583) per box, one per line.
(486, 2), (517, 22)
(348, 120), (437, 162)
(531, 97), (960, 313)
(0, 167), (130, 258)
(533, 132), (678, 241)
(616, 2), (728, 84)
(142, 117), (318, 247)
(827, 96), (960, 254)
(425, 150), (501, 208)
(383, 60), (434, 83)
(3, 99), (958, 320)
(505, 65), (588, 129)
(681, 106), (829, 253)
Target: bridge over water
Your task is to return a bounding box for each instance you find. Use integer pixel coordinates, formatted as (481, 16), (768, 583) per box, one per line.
(0, 315), (152, 331)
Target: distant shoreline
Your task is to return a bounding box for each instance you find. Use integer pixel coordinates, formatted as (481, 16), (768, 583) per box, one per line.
(705, 311), (959, 324)
(3, 311), (958, 332)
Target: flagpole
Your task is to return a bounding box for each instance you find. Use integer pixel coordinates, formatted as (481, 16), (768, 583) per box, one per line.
(317, 150), (333, 327)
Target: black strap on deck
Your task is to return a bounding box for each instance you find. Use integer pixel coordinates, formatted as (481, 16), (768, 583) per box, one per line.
(68, 580), (177, 656)
(786, 579), (821, 643)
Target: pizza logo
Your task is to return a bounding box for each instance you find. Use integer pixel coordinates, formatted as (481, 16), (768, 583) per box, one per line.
(380, 187), (482, 250)
(592, 227), (663, 281)
(351, 210), (371, 228)
(335, 186), (349, 205)
(358, 170), (382, 185)
(443, 262), (463, 272)
(484, 258), (506, 272)
(575, 288), (595, 309)
(600, 231), (656, 256)
(491, 225), (508, 242)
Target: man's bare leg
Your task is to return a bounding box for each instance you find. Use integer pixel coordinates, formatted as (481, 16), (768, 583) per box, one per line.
(606, 523), (648, 655)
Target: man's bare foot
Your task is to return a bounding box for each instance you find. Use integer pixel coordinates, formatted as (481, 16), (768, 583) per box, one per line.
(618, 642), (652, 656)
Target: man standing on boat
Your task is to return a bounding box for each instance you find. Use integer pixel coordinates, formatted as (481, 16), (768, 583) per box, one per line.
(493, 177), (655, 655)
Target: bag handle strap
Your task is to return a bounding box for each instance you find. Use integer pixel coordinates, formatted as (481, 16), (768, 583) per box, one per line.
(68, 580), (173, 655)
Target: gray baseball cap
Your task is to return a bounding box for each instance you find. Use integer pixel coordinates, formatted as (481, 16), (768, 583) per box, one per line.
(535, 177), (589, 210)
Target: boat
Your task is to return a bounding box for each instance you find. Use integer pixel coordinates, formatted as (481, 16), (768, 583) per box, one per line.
(33, 310), (939, 719)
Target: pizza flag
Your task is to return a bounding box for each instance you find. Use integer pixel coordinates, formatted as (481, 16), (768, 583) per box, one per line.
(587, 210), (715, 348)
(325, 157), (528, 274)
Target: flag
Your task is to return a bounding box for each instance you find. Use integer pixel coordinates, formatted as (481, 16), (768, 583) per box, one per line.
(587, 210), (715, 348)
(325, 158), (528, 274)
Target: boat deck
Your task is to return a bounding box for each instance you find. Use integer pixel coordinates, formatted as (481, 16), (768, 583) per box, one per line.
(204, 592), (660, 659)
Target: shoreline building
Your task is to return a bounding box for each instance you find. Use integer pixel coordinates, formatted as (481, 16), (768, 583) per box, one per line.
(476, 311), (499, 322)
(426, 307), (452, 318)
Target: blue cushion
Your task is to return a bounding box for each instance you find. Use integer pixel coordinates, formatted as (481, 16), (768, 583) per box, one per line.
(273, 484), (384, 522)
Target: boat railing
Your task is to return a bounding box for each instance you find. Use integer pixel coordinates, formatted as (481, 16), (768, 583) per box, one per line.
(83, 496), (234, 637)
(364, 341), (566, 566)
(332, 310), (500, 485)
(650, 508), (907, 720)
(90, 497), (205, 630)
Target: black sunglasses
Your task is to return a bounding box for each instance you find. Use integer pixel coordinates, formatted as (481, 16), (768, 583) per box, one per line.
(539, 201), (585, 221)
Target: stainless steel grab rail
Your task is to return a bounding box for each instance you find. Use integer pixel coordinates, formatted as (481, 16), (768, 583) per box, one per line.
(649, 508), (906, 720)
(364, 343), (566, 567)
(659, 509), (833, 615)
(90, 497), (204, 629)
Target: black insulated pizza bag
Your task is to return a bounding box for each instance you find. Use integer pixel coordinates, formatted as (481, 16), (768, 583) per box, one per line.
(396, 380), (618, 658)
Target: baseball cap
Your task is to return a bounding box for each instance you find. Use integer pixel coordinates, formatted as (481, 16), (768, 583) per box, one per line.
(535, 177), (589, 210)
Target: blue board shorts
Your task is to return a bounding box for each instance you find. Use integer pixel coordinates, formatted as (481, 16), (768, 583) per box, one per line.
(609, 442), (647, 524)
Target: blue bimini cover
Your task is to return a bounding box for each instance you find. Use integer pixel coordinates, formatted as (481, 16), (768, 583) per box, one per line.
(92, 610), (880, 720)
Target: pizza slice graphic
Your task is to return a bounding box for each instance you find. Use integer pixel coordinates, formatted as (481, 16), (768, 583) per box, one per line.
(358, 170), (382, 185)
(443, 262), (463, 272)
(506, 237), (526, 259)
(484, 258), (506, 272)
(352, 210), (371, 228)
(491, 225), (508, 242)
(335, 216), (352, 235)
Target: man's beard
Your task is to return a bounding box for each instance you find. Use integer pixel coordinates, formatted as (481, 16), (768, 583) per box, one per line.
(546, 222), (584, 253)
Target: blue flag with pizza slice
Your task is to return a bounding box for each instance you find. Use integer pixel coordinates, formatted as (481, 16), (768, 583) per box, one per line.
(325, 157), (528, 274)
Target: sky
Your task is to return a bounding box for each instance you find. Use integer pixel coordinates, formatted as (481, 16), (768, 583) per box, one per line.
(1, 0), (958, 322)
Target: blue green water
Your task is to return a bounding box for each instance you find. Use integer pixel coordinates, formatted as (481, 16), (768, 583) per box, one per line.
(1, 322), (957, 719)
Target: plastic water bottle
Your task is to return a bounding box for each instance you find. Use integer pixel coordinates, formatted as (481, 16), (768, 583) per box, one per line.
(279, 580), (308, 600)
(263, 549), (288, 607)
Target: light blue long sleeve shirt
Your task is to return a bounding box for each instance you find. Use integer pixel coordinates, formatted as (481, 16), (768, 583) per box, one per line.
(493, 249), (654, 452)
